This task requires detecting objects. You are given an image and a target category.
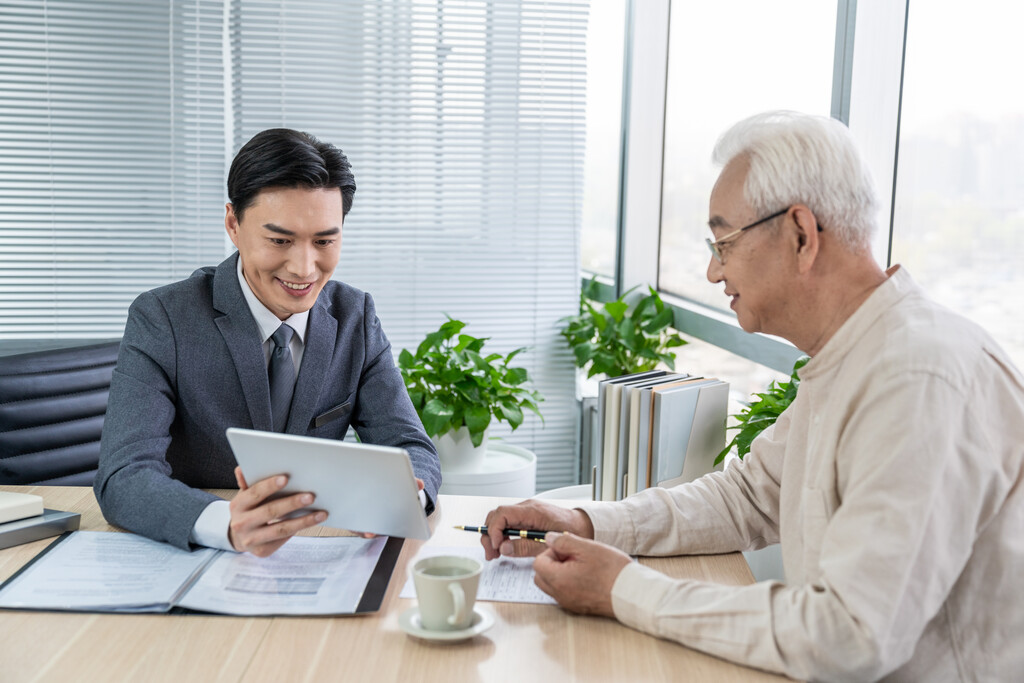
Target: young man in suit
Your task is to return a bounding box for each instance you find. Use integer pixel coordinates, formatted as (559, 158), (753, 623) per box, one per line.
(481, 111), (1024, 681)
(95, 128), (441, 556)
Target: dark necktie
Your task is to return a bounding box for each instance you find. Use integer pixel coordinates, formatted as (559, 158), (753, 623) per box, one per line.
(268, 323), (295, 432)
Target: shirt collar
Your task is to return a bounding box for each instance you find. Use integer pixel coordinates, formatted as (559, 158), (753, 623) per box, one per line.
(800, 264), (916, 380)
(236, 255), (309, 344)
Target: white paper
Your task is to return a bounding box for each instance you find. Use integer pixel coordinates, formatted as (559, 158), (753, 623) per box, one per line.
(400, 546), (556, 605)
(0, 531), (215, 612)
(177, 535), (387, 615)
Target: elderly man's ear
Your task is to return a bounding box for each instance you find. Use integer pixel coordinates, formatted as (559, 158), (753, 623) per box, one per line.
(791, 205), (821, 273)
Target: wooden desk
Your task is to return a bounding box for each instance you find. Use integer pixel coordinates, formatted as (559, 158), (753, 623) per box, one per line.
(0, 486), (790, 682)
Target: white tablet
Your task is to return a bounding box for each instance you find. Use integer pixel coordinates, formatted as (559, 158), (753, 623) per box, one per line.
(225, 428), (431, 540)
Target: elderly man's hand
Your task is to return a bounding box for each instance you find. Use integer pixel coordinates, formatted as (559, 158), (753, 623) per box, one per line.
(532, 532), (632, 617)
(481, 498), (595, 560)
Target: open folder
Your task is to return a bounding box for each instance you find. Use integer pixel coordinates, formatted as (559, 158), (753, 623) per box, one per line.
(0, 531), (402, 616)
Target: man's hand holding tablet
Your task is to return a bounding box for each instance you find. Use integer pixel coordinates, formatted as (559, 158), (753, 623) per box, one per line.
(226, 428), (431, 549)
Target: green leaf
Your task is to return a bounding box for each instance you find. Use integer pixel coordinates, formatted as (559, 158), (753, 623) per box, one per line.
(441, 367), (465, 385)
(422, 398), (454, 436)
(416, 331), (444, 357)
(464, 404), (491, 434)
(469, 427), (487, 448)
(504, 367), (528, 385)
(604, 300), (628, 323)
(505, 347), (526, 364)
(498, 401), (524, 429)
(572, 341), (595, 365)
(642, 307), (674, 333)
(439, 318), (466, 339)
(718, 355), (809, 461)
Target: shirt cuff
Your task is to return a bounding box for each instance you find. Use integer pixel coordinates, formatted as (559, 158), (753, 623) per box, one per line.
(610, 560), (678, 635)
(419, 488), (427, 510)
(576, 501), (638, 550)
(189, 499), (236, 551)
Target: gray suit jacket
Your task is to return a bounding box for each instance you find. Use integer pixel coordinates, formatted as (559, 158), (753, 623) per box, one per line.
(95, 252), (441, 549)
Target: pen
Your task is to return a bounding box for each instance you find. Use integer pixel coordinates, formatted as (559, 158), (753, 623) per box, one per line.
(454, 525), (547, 542)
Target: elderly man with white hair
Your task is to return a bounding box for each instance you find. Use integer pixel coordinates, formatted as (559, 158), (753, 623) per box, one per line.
(482, 111), (1024, 681)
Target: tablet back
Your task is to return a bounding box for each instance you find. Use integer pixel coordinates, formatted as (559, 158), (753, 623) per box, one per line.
(226, 428), (431, 540)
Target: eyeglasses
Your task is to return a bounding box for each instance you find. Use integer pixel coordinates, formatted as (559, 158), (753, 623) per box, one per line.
(705, 207), (789, 263)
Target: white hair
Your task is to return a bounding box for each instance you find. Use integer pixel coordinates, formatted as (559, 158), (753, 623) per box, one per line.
(712, 111), (878, 251)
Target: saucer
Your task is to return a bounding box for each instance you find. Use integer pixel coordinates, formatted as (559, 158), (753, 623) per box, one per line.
(399, 605), (495, 642)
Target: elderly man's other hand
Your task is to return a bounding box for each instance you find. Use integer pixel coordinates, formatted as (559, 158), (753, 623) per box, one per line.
(481, 498), (595, 560)
(532, 532), (631, 617)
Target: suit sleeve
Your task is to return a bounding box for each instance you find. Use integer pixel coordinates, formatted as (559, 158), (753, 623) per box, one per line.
(351, 292), (442, 513)
(94, 291), (218, 549)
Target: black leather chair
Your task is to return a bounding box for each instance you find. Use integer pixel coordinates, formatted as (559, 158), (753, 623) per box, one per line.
(0, 341), (121, 485)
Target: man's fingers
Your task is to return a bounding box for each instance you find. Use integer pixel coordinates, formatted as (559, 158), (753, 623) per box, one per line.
(234, 466), (250, 491)
(533, 565), (556, 598)
(483, 505), (514, 553)
(500, 538), (548, 558)
(483, 502), (544, 553)
(233, 509), (326, 553)
(232, 474), (287, 511)
(543, 531), (576, 560)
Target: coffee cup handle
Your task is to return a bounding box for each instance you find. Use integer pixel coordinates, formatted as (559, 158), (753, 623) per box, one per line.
(447, 582), (467, 627)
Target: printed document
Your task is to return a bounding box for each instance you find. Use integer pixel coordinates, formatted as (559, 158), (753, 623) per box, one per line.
(0, 531), (391, 615)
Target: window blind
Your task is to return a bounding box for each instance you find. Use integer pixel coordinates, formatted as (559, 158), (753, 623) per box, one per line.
(230, 0), (588, 488)
(0, 0), (226, 339)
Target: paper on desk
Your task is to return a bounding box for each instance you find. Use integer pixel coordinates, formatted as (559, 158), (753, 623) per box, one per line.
(0, 531), (216, 612)
(399, 546), (556, 605)
(177, 535), (387, 615)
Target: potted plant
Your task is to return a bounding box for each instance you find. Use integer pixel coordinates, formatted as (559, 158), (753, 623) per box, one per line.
(399, 317), (544, 472)
(715, 356), (810, 465)
(559, 279), (688, 379)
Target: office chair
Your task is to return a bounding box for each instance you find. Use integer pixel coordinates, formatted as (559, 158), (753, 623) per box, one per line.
(0, 341), (121, 485)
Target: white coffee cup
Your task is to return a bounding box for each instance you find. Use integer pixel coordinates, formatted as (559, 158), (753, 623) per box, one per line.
(412, 555), (483, 631)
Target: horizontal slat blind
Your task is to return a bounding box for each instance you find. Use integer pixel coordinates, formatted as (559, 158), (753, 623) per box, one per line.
(0, 0), (226, 338)
(231, 0), (588, 488)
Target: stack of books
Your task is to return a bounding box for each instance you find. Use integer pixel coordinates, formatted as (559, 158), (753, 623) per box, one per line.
(594, 370), (729, 501)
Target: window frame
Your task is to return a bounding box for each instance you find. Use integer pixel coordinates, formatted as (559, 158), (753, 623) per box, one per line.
(594, 0), (910, 375)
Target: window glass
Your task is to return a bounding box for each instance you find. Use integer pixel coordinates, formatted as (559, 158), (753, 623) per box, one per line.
(892, 0), (1024, 366)
(658, 1), (837, 311)
(580, 0), (627, 277)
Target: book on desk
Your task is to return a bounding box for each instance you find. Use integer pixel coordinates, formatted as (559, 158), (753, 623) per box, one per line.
(0, 491), (81, 551)
(594, 371), (729, 501)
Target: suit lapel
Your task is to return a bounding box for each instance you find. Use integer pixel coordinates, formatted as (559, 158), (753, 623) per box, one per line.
(288, 296), (337, 433)
(212, 253), (273, 431)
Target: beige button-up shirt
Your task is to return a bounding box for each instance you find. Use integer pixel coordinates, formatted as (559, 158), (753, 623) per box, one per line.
(580, 266), (1024, 681)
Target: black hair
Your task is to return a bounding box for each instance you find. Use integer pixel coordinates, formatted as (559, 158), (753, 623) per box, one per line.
(227, 128), (357, 221)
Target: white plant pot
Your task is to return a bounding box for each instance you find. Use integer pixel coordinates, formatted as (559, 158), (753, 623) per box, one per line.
(433, 426), (489, 474)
